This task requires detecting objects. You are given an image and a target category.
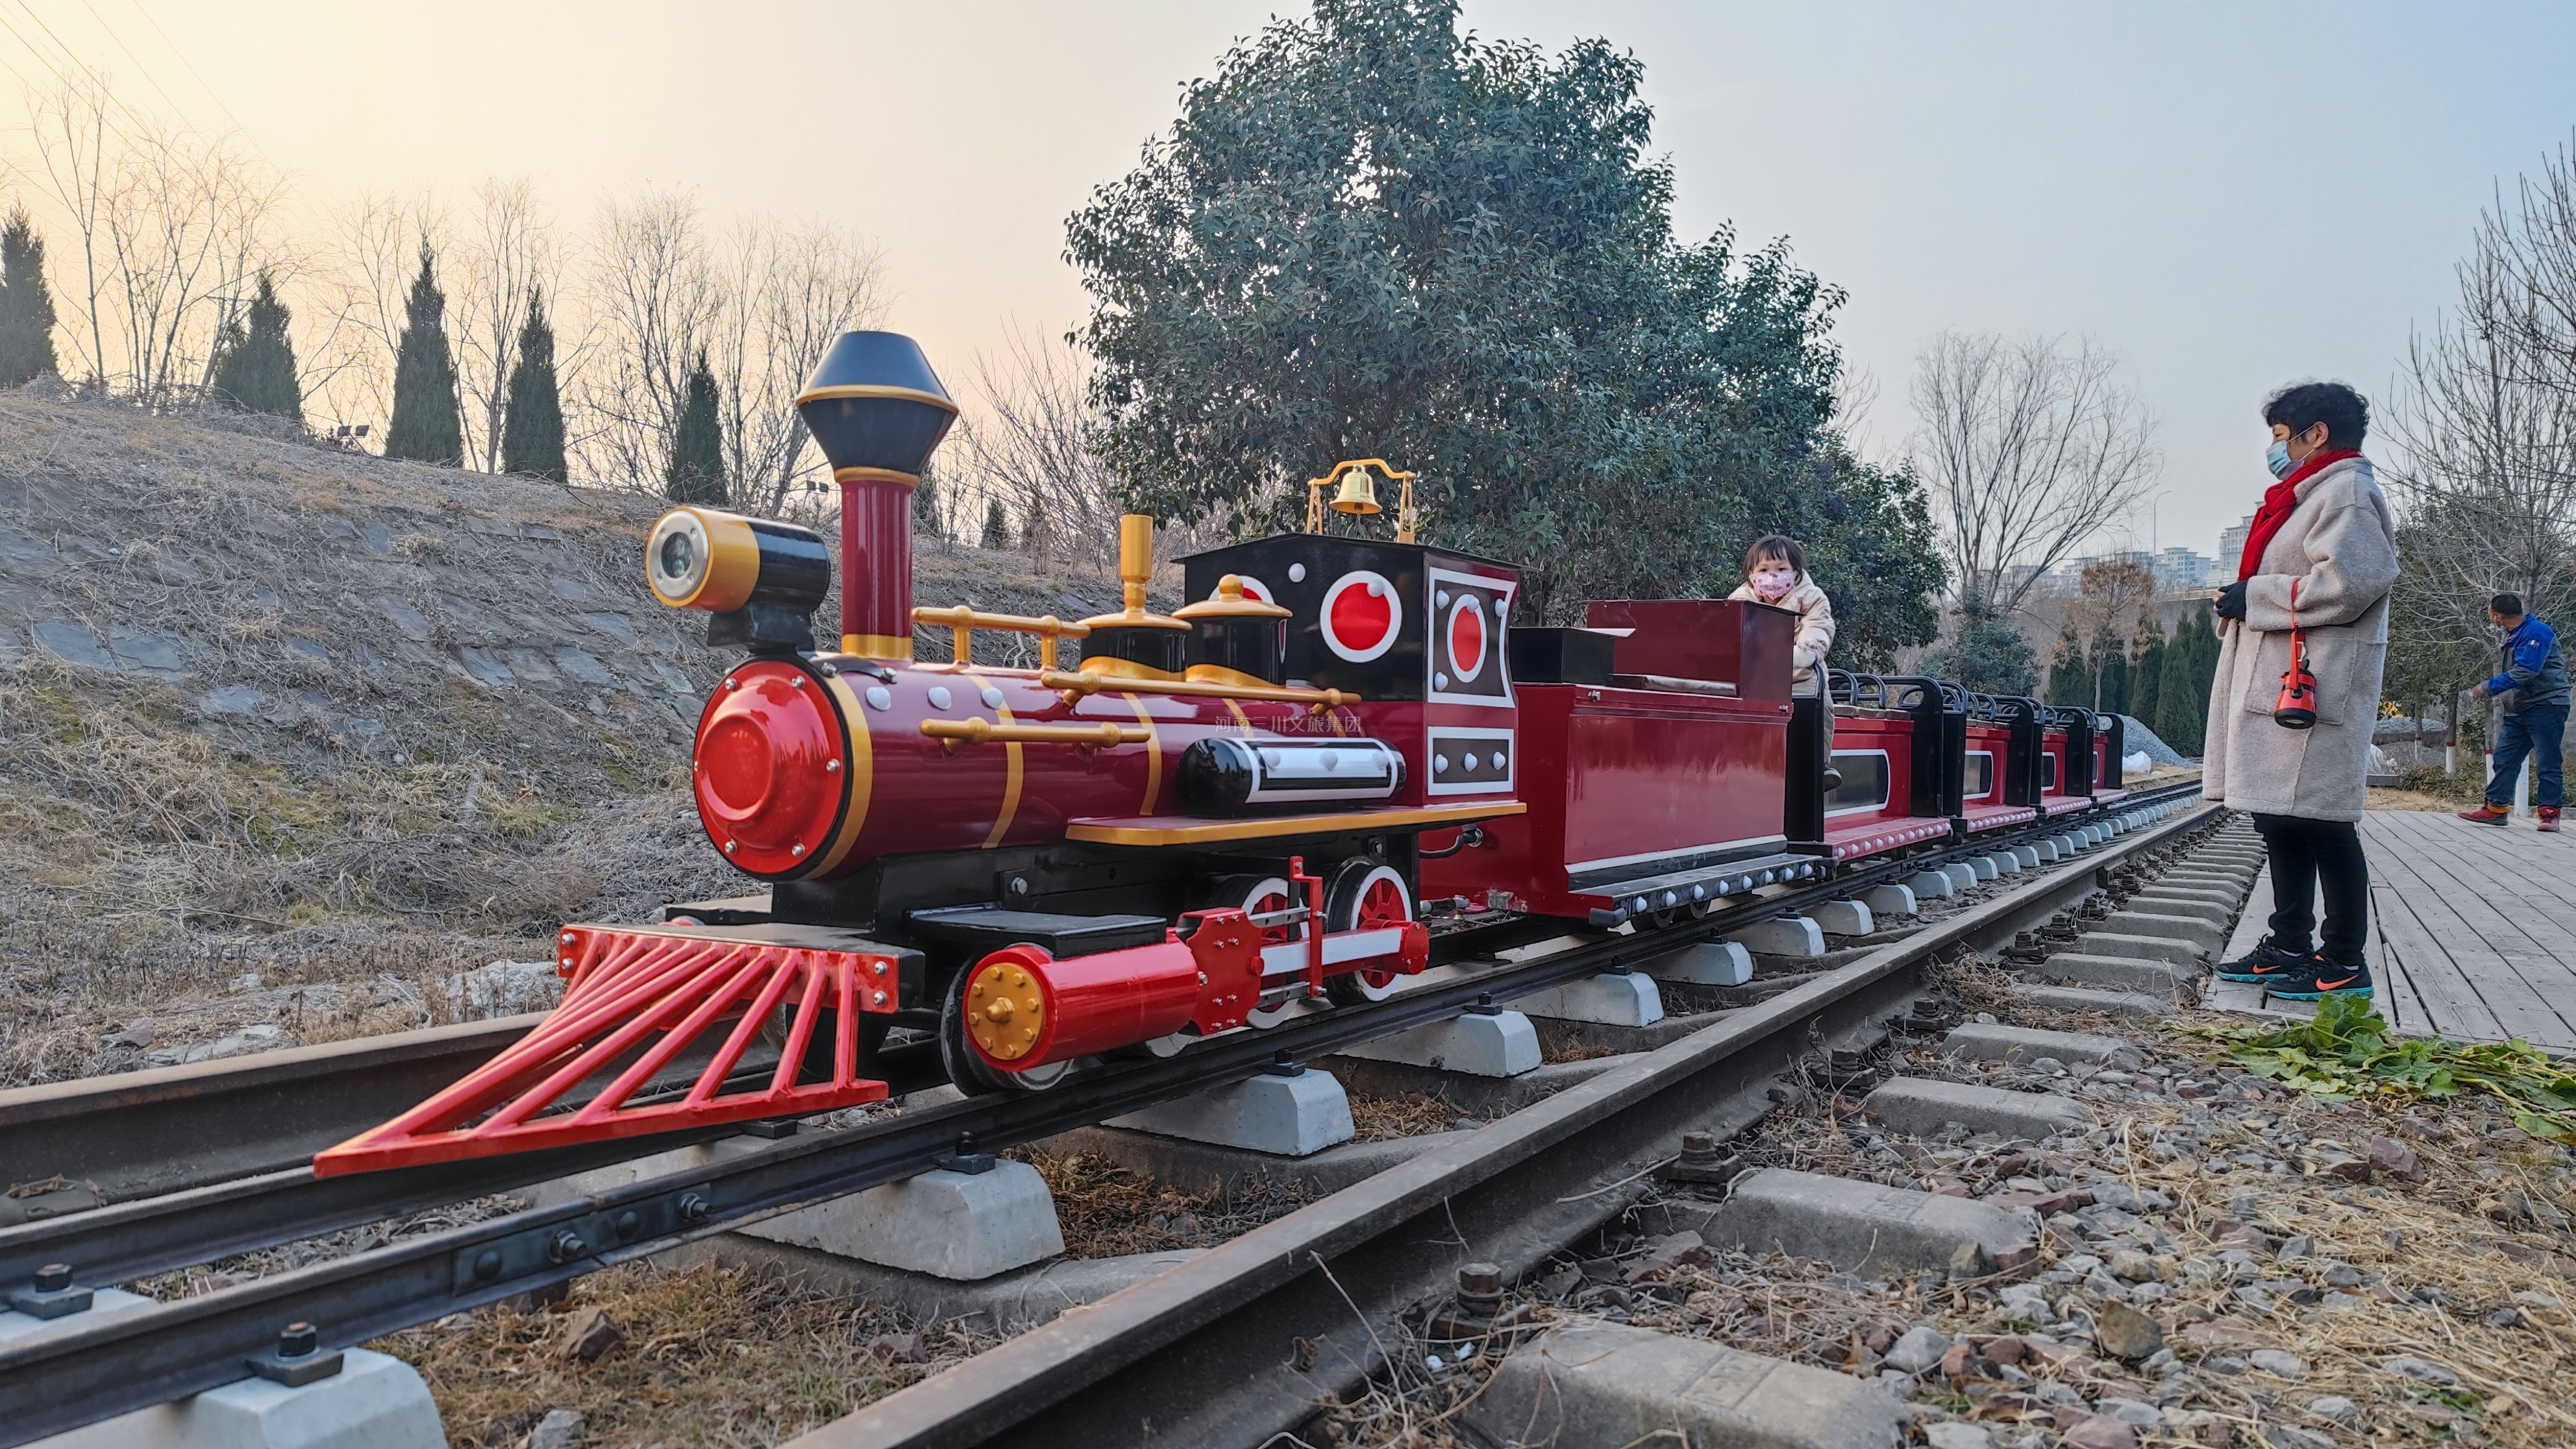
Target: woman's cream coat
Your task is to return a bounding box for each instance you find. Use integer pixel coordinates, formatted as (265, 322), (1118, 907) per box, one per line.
(2201, 456), (2399, 823)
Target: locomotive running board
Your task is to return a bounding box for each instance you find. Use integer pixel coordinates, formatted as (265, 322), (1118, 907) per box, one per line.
(312, 925), (909, 1178)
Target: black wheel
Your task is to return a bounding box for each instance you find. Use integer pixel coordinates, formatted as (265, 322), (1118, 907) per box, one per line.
(937, 961), (1071, 1095)
(1321, 860), (1415, 1007)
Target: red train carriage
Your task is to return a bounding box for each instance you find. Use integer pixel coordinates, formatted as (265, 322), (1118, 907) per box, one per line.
(1417, 601), (1821, 928)
(1792, 673), (1962, 864)
(1957, 693), (2044, 836)
(2088, 710), (2130, 806)
(2035, 704), (2098, 820)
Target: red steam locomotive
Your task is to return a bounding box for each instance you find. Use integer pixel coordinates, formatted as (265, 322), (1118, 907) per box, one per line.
(316, 331), (2129, 1177)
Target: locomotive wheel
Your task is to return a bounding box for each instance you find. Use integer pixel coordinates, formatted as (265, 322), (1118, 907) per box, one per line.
(1195, 874), (1304, 1028)
(937, 964), (1071, 1096)
(1322, 861), (1415, 1007)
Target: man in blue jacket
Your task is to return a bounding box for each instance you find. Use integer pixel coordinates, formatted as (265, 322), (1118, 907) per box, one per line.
(2459, 593), (2568, 833)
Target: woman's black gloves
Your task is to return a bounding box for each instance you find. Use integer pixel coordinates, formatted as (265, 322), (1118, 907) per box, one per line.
(2212, 580), (2249, 620)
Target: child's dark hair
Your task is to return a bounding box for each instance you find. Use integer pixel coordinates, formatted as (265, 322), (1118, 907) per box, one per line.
(1743, 535), (1805, 578)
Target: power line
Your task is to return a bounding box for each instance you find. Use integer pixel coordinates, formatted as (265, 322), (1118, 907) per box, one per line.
(118, 0), (243, 133)
(75, 0), (188, 121)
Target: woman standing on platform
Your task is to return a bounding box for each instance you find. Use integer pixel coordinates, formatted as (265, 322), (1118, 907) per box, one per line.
(2205, 382), (2397, 1001)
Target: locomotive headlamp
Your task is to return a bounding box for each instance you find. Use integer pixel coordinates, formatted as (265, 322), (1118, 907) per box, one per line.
(645, 505), (832, 652)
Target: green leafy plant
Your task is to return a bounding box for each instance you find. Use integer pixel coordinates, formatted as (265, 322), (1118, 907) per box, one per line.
(2209, 993), (2576, 1141)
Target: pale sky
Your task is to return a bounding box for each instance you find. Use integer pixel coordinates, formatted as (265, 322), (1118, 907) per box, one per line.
(12, 1), (2575, 560)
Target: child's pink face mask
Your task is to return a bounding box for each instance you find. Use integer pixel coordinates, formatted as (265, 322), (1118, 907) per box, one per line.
(1751, 565), (1796, 602)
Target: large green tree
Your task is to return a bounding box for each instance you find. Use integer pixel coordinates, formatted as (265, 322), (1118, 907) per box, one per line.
(2093, 626), (2129, 715)
(0, 206), (58, 387)
(501, 286), (566, 481)
(1066, 0), (1938, 638)
(1927, 610), (2038, 697)
(208, 272), (300, 421)
(384, 242), (462, 464)
(665, 353), (726, 504)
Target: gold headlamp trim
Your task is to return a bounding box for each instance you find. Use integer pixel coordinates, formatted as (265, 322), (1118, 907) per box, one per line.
(646, 506), (761, 612)
(795, 383), (961, 415)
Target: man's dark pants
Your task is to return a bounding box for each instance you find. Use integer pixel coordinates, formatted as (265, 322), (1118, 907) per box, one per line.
(2485, 701), (2570, 810)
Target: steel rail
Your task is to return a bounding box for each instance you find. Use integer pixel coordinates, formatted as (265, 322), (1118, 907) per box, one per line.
(0, 784), (2201, 1446)
(0, 1015), (546, 1204)
(801, 797), (2225, 1449)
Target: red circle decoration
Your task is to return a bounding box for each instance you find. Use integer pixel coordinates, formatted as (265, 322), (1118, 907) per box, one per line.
(691, 660), (848, 877)
(1446, 597), (1486, 682)
(1320, 571), (1401, 662)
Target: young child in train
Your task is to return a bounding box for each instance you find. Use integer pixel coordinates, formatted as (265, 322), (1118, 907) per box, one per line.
(1728, 534), (1836, 692)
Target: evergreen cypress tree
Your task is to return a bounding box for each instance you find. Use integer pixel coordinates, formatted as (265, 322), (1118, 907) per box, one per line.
(2131, 617), (2166, 731)
(0, 206), (58, 387)
(500, 286), (566, 481)
(2155, 612), (2208, 754)
(665, 353), (726, 504)
(980, 498), (1011, 551)
(2095, 627), (2129, 715)
(911, 468), (944, 541)
(208, 272), (300, 421)
(383, 241), (462, 464)
(2046, 622), (2089, 708)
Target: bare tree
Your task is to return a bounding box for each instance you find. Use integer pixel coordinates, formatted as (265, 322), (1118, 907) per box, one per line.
(1909, 331), (2161, 621)
(950, 328), (1132, 571)
(452, 178), (558, 474)
(706, 219), (885, 515)
(575, 190), (724, 491)
(21, 77), (287, 402)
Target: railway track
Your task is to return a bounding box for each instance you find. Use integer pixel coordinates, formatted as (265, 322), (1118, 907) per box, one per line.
(0, 782), (2205, 1446)
(795, 793), (2234, 1449)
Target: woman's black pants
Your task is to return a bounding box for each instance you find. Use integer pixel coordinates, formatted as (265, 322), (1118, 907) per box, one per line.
(2249, 813), (2370, 965)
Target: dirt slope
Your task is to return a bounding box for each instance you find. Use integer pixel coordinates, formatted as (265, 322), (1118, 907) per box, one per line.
(0, 390), (1128, 1085)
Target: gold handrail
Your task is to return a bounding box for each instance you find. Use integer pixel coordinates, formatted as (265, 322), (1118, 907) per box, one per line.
(1039, 667), (1359, 711)
(910, 606), (1091, 670)
(919, 717), (1148, 753)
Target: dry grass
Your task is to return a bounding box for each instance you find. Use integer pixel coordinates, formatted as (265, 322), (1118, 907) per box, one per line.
(1350, 1090), (1475, 1142)
(1021, 1150), (1309, 1258)
(377, 1261), (993, 1448)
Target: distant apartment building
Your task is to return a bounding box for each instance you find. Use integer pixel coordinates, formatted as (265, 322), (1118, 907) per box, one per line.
(2216, 514), (2254, 580)
(2026, 546), (2217, 598)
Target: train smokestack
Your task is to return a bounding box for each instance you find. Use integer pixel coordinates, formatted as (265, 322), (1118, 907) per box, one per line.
(795, 331), (958, 660)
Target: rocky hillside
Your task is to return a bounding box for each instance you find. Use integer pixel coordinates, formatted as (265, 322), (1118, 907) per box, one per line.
(0, 391), (1133, 1085)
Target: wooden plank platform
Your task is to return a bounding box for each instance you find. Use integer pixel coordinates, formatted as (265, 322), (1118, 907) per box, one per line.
(2209, 808), (2576, 1052)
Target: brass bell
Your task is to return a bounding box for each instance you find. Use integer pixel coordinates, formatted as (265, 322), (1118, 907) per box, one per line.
(1331, 465), (1383, 515)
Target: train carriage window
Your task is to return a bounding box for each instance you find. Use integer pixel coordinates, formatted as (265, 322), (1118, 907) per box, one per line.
(1824, 750), (1890, 815)
(1963, 750), (1994, 799)
(2042, 753), (2059, 790)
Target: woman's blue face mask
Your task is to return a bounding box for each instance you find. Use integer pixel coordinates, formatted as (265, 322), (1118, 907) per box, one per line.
(2265, 440), (2295, 480)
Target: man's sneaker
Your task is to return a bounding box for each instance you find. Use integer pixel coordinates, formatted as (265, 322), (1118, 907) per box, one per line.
(2216, 935), (2311, 984)
(2542, 806), (2562, 834)
(2266, 956), (2374, 1000)
(2458, 804), (2511, 826)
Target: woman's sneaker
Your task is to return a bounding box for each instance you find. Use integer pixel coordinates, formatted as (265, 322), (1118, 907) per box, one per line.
(2542, 806), (2561, 834)
(2457, 804), (2511, 826)
(2216, 935), (2310, 984)
(2266, 956), (2374, 1000)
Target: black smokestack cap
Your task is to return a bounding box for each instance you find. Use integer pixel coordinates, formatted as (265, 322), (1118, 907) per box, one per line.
(795, 330), (958, 477)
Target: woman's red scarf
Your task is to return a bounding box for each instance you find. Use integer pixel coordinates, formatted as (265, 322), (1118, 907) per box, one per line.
(2238, 449), (2360, 581)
